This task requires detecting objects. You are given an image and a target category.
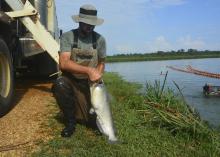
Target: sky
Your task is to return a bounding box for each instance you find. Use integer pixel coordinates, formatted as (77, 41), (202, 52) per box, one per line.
(55, 0), (220, 56)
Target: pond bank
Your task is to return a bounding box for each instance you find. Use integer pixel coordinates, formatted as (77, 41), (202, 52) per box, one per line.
(32, 72), (220, 157)
(106, 51), (220, 62)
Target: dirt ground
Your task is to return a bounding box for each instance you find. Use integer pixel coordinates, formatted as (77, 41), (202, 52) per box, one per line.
(0, 78), (56, 157)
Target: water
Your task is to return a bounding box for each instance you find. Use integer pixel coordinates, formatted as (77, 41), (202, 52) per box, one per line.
(106, 58), (220, 127)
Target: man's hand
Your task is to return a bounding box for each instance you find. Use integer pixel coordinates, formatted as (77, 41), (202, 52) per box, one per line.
(87, 67), (102, 82)
(59, 52), (105, 82)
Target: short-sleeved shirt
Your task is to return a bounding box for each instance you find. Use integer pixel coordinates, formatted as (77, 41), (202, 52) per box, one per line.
(60, 29), (106, 60)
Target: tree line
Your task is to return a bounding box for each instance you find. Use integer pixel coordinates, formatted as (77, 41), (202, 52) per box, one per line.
(110, 49), (220, 57)
(106, 50), (220, 62)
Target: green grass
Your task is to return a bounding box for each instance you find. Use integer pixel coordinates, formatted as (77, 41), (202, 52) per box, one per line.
(106, 51), (220, 62)
(32, 72), (220, 157)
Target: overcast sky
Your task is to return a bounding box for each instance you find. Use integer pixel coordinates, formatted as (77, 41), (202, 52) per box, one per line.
(55, 0), (220, 55)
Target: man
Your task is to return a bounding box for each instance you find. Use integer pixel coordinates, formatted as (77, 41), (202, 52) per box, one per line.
(52, 4), (106, 137)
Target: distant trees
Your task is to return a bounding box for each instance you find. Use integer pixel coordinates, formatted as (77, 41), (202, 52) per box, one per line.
(106, 50), (220, 62)
(187, 49), (198, 53)
(151, 49), (200, 55)
(177, 49), (185, 53)
(109, 49), (220, 58)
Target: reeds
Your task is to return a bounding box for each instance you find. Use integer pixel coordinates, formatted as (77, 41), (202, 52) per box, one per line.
(141, 71), (212, 139)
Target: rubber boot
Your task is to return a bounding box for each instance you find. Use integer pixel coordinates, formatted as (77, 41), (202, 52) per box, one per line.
(52, 77), (76, 137)
(61, 110), (76, 137)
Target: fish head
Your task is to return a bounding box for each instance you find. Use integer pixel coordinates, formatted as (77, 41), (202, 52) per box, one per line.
(90, 80), (105, 91)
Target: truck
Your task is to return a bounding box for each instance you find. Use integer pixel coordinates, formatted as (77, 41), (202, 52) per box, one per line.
(0, 0), (60, 117)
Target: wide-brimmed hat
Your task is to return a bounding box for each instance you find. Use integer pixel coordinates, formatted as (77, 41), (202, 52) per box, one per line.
(72, 4), (104, 26)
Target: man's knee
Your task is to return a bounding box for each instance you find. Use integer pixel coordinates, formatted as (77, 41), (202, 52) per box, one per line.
(52, 77), (76, 109)
(52, 77), (73, 96)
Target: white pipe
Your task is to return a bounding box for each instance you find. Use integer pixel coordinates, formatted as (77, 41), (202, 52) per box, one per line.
(4, 0), (24, 10)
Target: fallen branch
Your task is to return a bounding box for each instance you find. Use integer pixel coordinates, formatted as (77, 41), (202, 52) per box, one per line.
(167, 65), (220, 79)
(0, 140), (38, 152)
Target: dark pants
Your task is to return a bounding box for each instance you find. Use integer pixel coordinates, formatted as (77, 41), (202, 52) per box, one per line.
(52, 74), (96, 127)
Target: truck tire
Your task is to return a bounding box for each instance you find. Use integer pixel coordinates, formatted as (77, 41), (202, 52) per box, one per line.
(0, 37), (14, 117)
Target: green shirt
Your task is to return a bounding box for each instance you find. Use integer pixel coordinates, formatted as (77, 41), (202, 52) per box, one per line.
(60, 29), (106, 59)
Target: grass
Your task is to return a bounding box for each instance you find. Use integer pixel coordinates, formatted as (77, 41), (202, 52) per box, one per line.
(142, 73), (207, 135)
(32, 72), (220, 157)
(106, 51), (220, 62)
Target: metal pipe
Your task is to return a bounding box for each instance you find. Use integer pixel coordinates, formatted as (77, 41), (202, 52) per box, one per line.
(34, 0), (47, 28)
(4, 0), (24, 10)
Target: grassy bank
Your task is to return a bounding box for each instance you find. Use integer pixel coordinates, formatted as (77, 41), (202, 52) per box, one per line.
(106, 51), (220, 62)
(32, 73), (220, 157)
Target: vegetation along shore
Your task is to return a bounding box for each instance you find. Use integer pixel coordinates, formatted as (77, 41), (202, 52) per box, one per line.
(106, 50), (220, 62)
(32, 72), (220, 157)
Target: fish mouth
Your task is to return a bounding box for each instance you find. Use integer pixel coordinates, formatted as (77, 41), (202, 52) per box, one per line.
(91, 81), (104, 88)
(95, 80), (104, 85)
(89, 80), (104, 87)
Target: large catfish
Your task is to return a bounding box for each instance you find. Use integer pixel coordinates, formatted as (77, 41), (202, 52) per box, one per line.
(90, 81), (118, 144)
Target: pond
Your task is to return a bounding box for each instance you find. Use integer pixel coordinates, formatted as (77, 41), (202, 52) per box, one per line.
(106, 58), (220, 127)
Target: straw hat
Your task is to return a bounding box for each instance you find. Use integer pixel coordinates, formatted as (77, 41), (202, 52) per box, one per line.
(72, 4), (104, 26)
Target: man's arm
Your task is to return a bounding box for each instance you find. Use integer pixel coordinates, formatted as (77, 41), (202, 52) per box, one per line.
(59, 52), (102, 82)
(96, 58), (105, 74)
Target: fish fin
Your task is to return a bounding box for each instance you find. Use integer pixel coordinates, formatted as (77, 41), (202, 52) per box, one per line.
(108, 139), (125, 145)
(107, 92), (113, 102)
(89, 108), (95, 115)
(96, 118), (105, 134)
(108, 139), (120, 145)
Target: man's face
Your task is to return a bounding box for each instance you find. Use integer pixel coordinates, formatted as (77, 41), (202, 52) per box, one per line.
(79, 22), (95, 37)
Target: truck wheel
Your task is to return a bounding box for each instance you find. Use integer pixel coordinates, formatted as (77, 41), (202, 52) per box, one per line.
(0, 37), (14, 117)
